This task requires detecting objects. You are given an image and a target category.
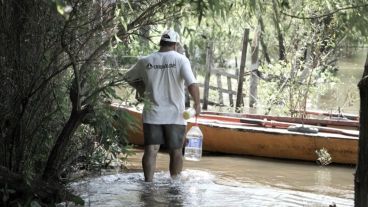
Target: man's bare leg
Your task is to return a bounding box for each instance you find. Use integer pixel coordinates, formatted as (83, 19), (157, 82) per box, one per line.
(142, 145), (160, 182)
(169, 147), (183, 179)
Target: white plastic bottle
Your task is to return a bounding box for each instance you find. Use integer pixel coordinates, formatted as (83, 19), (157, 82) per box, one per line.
(183, 108), (196, 120)
(184, 125), (203, 161)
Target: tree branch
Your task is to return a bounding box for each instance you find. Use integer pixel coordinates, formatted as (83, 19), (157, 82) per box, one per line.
(281, 4), (368, 19)
(82, 79), (128, 106)
(124, 0), (171, 32)
(29, 62), (72, 98)
(61, 15), (82, 112)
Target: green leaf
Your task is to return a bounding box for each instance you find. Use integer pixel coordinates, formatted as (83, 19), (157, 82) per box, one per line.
(126, 0), (134, 12)
(120, 17), (127, 32)
(281, 0), (290, 9)
(30, 201), (42, 207)
(56, 3), (64, 15)
(115, 34), (123, 43)
(325, 0), (332, 10)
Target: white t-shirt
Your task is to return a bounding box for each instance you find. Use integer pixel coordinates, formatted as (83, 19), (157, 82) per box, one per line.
(126, 51), (197, 125)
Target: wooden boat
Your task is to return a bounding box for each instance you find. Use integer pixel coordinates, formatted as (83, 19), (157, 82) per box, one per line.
(112, 104), (359, 165)
(202, 111), (359, 130)
(292, 109), (359, 121)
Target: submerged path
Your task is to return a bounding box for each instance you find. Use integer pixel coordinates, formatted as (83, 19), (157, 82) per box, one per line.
(71, 149), (354, 206)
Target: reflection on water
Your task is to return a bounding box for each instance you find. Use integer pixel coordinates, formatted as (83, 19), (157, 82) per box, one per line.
(71, 150), (354, 207)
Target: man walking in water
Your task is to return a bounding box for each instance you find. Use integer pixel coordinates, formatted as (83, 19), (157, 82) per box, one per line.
(126, 29), (201, 182)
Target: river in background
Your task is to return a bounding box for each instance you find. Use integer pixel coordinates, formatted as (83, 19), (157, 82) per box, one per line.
(316, 48), (367, 115)
(69, 50), (366, 207)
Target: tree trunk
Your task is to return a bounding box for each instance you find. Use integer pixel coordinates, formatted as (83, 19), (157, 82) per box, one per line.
(258, 15), (271, 64)
(271, 0), (286, 61)
(355, 52), (368, 206)
(249, 29), (260, 108)
(42, 108), (87, 181)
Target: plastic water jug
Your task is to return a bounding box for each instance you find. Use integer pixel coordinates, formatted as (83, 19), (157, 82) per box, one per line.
(184, 125), (203, 161)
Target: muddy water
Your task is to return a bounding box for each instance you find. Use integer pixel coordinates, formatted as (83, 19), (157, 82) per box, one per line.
(71, 149), (354, 207)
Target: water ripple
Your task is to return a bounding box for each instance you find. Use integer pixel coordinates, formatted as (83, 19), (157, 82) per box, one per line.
(69, 169), (353, 207)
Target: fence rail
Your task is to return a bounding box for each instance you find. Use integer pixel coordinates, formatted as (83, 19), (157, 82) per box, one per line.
(196, 68), (242, 107)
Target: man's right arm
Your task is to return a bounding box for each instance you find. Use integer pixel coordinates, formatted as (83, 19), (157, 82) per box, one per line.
(125, 60), (145, 101)
(188, 83), (201, 116)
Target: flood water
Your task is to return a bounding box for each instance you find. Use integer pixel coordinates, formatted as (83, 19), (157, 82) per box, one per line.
(70, 50), (366, 206)
(71, 149), (355, 207)
(316, 48), (367, 114)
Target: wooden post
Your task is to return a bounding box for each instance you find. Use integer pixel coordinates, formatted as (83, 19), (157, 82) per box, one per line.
(355, 52), (368, 206)
(227, 76), (233, 106)
(249, 28), (260, 108)
(216, 73), (224, 105)
(202, 41), (213, 110)
(235, 28), (250, 113)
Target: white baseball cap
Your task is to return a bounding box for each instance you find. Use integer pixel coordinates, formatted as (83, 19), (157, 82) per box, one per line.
(160, 29), (180, 43)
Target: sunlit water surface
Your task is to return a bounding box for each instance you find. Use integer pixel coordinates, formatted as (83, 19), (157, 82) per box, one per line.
(70, 150), (354, 207)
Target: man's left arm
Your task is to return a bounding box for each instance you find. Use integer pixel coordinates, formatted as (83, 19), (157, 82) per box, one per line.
(181, 58), (201, 115)
(188, 83), (201, 115)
